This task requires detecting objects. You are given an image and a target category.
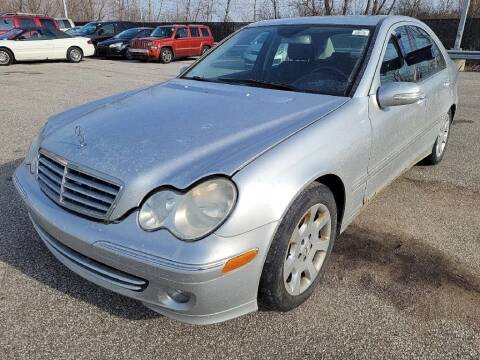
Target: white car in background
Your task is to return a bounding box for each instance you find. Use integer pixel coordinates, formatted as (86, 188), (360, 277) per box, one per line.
(55, 18), (76, 32)
(0, 27), (94, 66)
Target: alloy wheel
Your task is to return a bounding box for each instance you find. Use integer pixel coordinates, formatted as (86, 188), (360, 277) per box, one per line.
(70, 49), (82, 62)
(0, 50), (10, 65)
(436, 114), (451, 158)
(283, 203), (332, 296)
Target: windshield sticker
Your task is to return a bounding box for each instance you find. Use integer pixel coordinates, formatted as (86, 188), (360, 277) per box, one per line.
(352, 29), (370, 36)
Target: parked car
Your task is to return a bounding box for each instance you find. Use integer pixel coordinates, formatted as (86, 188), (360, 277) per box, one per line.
(96, 27), (153, 59)
(14, 16), (457, 324)
(55, 17), (75, 32)
(0, 13), (59, 35)
(66, 26), (82, 35)
(0, 27), (94, 65)
(129, 24), (214, 63)
(69, 21), (136, 47)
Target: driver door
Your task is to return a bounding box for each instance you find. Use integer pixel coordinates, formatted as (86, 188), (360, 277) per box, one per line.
(365, 25), (427, 200)
(13, 30), (53, 60)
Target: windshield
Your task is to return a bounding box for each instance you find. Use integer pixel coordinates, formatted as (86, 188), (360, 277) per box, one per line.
(183, 25), (373, 96)
(77, 22), (100, 35)
(114, 28), (141, 39)
(151, 26), (173, 38)
(0, 28), (22, 40)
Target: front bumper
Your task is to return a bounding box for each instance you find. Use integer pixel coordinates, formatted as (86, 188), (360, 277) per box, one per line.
(128, 48), (158, 60)
(96, 45), (126, 58)
(13, 164), (277, 324)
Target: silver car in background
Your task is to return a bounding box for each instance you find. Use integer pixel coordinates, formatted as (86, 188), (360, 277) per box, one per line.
(14, 15), (458, 324)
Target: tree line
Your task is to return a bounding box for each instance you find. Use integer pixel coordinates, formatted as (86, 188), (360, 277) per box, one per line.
(1, 0), (479, 22)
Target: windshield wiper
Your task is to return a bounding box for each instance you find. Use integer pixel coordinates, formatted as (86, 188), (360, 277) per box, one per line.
(216, 78), (299, 92)
(182, 76), (224, 84)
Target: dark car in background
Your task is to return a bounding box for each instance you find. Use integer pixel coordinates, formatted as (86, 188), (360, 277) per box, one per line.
(0, 13), (59, 35)
(96, 27), (153, 59)
(69, 21), (136, 47)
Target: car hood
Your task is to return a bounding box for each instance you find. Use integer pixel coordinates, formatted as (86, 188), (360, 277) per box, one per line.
(41, 79), (348, 218)
(98, 38), (129, 46)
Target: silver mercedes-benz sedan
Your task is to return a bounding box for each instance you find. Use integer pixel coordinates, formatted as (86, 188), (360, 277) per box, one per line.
(14, 15), (458, 324)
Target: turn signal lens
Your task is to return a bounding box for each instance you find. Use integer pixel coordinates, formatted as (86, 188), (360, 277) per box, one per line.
(222, 249), (258, 273)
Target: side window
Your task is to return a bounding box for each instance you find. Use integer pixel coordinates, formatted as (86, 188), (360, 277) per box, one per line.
(201, 28), (210, 37)
(0, 18), (14, 31)
(190, 27), (200, 37)
(19, 30), (42, 40)
(18, 18), (36, 28)
(40, 19), (56, 30)
(380, 35), (415, 84)
(176, 27), (189, 39)
(408, 26), (446, 81)
(99, 24), (114, 36)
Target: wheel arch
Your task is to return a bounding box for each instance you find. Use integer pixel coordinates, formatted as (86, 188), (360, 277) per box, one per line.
(450, 104), (456, 120)
(160, 45), (175, 57)
(0, 46), (15, 61)
(313, 174), (346, 232)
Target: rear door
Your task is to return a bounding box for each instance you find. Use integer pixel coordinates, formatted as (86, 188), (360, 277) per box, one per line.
(173, 27), (190, 57)
(407, 25), (451, 142)
(189, 26), (202, 55)
(366, 25), (426, 199)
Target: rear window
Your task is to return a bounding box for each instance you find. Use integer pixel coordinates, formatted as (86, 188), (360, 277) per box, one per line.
(18, 18), (36, 28)
(0, 18), (13, 31)
(201, 28), (210, 37)
(40, 19), (57, 29)
(190, 27), (200, 37)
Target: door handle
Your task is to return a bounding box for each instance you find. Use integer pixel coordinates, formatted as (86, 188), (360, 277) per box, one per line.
(443, 81), (450, 87)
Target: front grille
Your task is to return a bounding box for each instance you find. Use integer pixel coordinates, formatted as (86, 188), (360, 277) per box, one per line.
(37, 149), (122, 221)
(131, 39), (149, 49)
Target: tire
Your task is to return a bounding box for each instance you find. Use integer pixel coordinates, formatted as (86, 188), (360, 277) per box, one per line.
(0, 48), (13, 66)
(201, 45), (211, 55)
(258, 182), (338, 311)
(67, 46), (83, 63)
(159, 47), (173, 64)
(125, 49), (133, 60)
(422, 110), (453, 165)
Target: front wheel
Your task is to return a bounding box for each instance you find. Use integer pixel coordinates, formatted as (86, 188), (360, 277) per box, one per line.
(0, 48), (13, 66)
(422, 111), (452, 165)
(67, 47), (83, 63)
(159, 47), (173, 64)
(258, 182), (337, 311)
(125, 49), (133, 60)
(201, 45), (211, 55)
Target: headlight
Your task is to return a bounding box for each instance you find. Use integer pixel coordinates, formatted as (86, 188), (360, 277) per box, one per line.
(138, 178), (237, 240)
(25, 125), (46, 174)
(109, 42), (125, 49)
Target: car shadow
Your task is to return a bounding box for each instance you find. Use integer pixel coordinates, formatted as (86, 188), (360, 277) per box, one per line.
(0, 158), (160, 320)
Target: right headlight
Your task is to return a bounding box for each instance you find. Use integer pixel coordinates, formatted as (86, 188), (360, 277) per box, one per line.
(138, 177), (237, 241)
(24, 124), (46, 174)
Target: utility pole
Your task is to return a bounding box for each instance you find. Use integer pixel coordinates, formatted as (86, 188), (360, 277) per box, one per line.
(454, 0), (471, 50)
(62, 0), (69, 18)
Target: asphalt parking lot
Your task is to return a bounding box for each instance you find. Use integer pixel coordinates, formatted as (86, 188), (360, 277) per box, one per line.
(1, 58), (479, 359)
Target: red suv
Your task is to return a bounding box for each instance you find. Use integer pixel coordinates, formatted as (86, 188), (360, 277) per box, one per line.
(129, 25), (214, 63)
(0, 13), (59, 35)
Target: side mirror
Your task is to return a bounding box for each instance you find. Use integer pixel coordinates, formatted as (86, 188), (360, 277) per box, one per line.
(178, 65), (189, 75)
(377, 82), (425, 108)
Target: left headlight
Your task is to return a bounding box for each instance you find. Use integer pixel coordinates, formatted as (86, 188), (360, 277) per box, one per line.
(109, 42), (125, 49)
(24, 124), (46, 174)
(138, 177), (237, 240)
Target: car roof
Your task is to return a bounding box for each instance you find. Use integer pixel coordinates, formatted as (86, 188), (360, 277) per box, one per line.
(250, 15), (415, 27)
